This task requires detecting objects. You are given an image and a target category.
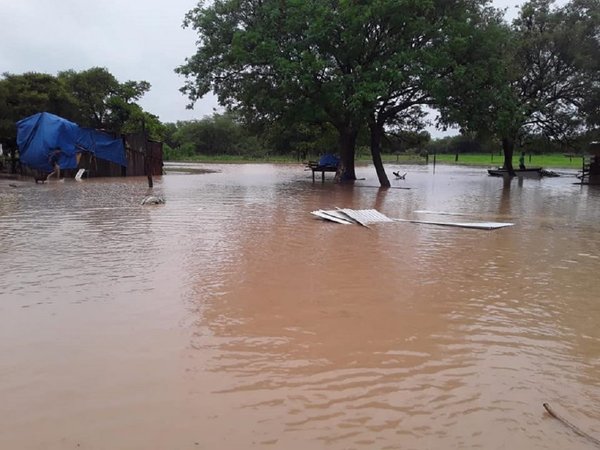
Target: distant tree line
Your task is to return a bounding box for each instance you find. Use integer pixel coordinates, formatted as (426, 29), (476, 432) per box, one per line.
(161, 113), (433, 161)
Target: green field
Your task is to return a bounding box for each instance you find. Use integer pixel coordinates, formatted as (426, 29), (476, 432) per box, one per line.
(398, 153), (585, 169)
(356, 152), (584, 169)
(168, 152), (585, 170)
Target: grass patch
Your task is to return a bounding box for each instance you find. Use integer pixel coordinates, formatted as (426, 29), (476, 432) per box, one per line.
(166, 152), (585, 169)
(429, 153), (584, 169)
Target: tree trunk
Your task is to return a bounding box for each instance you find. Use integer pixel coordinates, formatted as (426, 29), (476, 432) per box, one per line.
(369, 122), (390, 188)
(502, 136), (516, 176)
(336, 126), (357, 182)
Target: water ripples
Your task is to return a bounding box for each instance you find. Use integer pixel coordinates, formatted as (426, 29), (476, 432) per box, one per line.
(2, 166), (600, 449)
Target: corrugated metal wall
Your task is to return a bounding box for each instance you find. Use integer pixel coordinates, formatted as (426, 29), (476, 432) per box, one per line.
(17, 131), (164, 180)
(123, 133), (164, 177)
(78, 152), (125, 177)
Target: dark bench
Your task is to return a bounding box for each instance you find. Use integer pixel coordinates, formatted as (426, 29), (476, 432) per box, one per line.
(306, 160), (338, 182)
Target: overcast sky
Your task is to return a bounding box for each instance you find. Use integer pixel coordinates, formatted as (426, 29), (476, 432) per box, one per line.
(0, 0), (566, 131)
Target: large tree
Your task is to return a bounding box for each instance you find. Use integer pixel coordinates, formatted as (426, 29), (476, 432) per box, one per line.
(177, 0), (492, 185)
(364, 1), (500, 186)
(561, 0), (600, 135)
(437, 0), (600, 174)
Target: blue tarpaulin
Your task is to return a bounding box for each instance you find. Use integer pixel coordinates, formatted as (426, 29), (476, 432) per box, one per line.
(318, 153), (340, 167)
(17, 112), (127, 172)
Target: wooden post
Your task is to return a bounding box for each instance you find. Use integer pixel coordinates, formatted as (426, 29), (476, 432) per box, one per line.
(9, 146), (17, 174)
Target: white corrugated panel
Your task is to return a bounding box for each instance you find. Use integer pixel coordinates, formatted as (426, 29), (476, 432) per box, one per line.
(311, 210), (354, 224)
(311, 208), (514, 230)
(338, 209), (395, 225)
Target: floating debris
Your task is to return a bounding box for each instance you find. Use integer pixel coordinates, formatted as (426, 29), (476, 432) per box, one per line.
(75, 168), (86, 181)
(311, 210), (355, 225)
(311, 208), (514, 230)
(393, 218), (514, 230)
(311, 209), (394, 227)
(543, 403), (600, 447)
(337, 208), (395, 227)
(141, 196), (165, 205)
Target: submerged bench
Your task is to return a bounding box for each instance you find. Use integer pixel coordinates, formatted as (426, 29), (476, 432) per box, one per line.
(306, 160), (338, 182)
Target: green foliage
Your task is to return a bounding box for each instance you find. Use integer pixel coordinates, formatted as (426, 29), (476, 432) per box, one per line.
(437, 0), (600, 150)
(58, 67), (153, 135)
(162, 122), (179, 149)
(58, 67), (121, 128)
(261, 121), (339, 157)
(119, 106), (165, 141)
(433, 7), (514, 137)
(425, 135), (484, 155)
(0, 72), (77, 146)
(165, 112), (264, 156)
(0, 67), (157, 150)
(177, 0), (494, 182)
(384, 130), (431, 154)
(163, 142), (197, 161)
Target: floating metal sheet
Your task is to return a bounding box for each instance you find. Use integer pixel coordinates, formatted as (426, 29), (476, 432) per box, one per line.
(311, 208), (393, 227)
(311, 210), (354, 224)
(337, 208), (395, 225)
(312, 208), (514, 230)
(393, 218), (514, 230)
(413, 210), (473, 216)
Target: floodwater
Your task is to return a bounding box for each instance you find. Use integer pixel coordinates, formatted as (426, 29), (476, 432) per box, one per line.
(1, 163), (599, 450)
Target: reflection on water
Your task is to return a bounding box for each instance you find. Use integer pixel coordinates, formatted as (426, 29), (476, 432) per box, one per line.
(1, 164), (599, 449)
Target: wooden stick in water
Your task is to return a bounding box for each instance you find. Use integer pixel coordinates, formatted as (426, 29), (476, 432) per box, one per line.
(543, 403), (600, 447)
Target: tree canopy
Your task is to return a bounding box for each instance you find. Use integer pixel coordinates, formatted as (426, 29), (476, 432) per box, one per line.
(177, 0), (497, 185)
(437, 0), (600, 173)
(177, 0), (599, 181)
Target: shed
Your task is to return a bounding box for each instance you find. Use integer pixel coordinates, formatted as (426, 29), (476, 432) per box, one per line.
(17, 112), (127, 174)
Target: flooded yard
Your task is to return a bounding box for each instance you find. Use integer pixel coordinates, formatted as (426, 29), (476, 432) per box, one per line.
(1, 163), (599, 449)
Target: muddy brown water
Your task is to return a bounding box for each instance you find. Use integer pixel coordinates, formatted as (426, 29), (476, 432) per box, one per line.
(1, 163), (599, 449)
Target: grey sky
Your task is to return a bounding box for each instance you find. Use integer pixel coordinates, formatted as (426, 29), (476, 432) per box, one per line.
(0, 0), (566, 128)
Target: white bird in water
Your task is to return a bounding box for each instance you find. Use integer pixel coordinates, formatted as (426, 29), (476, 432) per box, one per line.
(141, 195), (165, 205)
(393, 171), (407, 180)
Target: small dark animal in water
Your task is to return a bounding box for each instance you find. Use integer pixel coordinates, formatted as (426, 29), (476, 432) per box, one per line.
(141, 195), (166, 205)
(393, 171), (407, 180)
(34, 175), (47, 184)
